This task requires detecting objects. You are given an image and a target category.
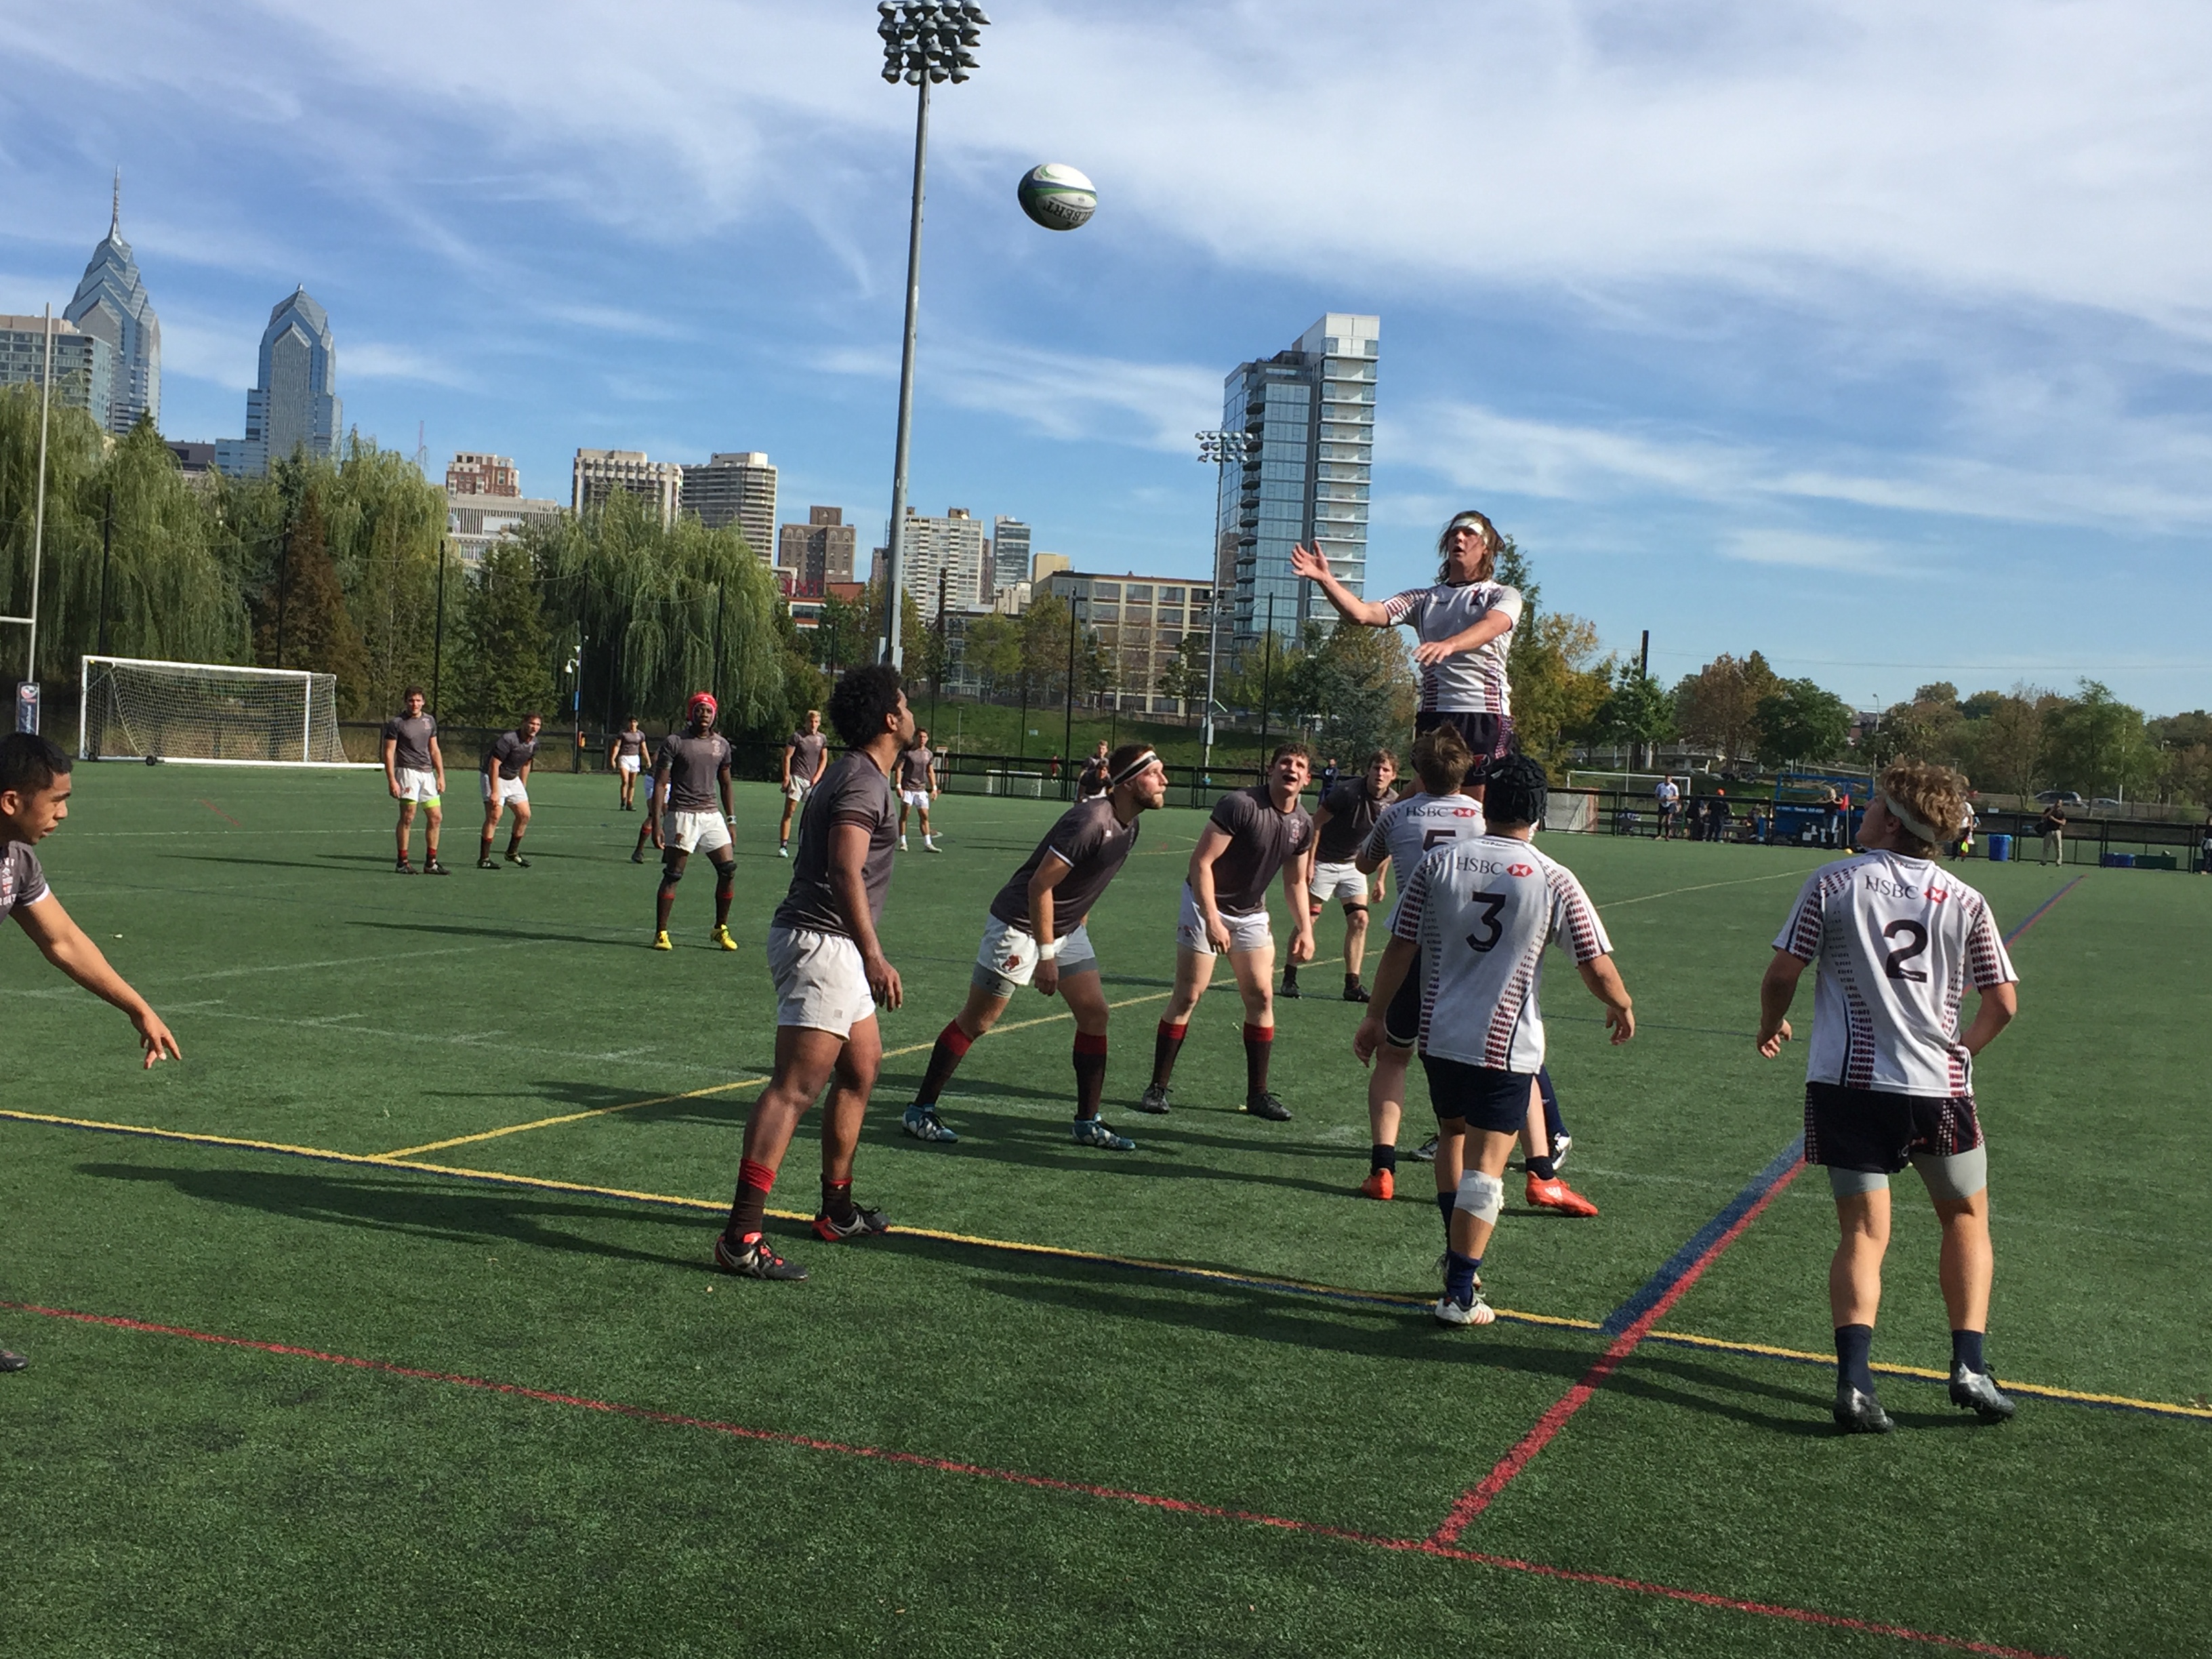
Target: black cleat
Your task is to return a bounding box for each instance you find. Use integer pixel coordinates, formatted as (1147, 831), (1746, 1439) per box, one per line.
(1278, 979), (1303, 999)
(712, 1231), (807, 1281)
(812, 1206), (890, 1243)
(1243, 1092), (1292, 1122)
(0, 1347), (26, 1373)
(630, 848), (647, 863)
(1832, 1383), (1894, 1434)
(423, 858), (450, 876)
(1412, 1134), (1439, 1163)
(476, 857), (499, 870)
(1133, 1084), (1172, 1115)
(1948, 1366), (2017, 1421)
(504, 850), (531, 867)
(1343, 983), (1371, 1004)
(395, 859), (415, 875)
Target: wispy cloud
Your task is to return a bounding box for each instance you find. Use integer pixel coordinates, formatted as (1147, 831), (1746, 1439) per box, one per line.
(345, 342), (472, 388)
(1719, 529), (1901, 574)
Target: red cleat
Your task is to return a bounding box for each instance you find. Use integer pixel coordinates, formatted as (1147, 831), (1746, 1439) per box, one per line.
(1359, 1168), (1395, 1202)
(1525, 1174), (1599, 1217)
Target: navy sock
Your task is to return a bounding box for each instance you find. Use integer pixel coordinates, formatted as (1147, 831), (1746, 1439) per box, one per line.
(1435, 1190), (1455, 1239)
(1527, 1154), (1557, 1181)
(1537, 1066), (1566, 1142)
(1370, 1143), (1397, 1175)
(1835, 1324), (1875, 1391)
(1445, 1250), (1482, 1305)
(1951, 1329), (1986, 1375)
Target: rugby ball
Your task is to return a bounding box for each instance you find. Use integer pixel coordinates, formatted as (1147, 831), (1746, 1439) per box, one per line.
(1017, 164), (1097, 232)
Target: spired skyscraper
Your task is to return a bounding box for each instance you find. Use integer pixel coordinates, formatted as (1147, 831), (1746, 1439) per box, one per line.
(217, 287), (342, 477)
(1214, 313), (1378, 647)
(63, 172), (161, 436)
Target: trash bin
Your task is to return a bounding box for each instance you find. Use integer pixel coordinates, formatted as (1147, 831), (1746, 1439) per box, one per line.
(1985, 834), (2011, 863)
(2100, 853), (2135, 868)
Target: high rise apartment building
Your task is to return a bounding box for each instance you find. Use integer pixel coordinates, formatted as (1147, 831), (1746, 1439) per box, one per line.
(62, 179), (160, 436)
(680, 451), (777, 556)
(886, 506), (991, 613)
(1038, 570), (1215, 716)
(990, 516), (1031, 596)
(217, 287), (342, 477)
(1215, 312), (1377, 646)
(777, 506), (857, 595)
(0, 316), (114, 422)
(573, 449), (682, 526)
(447, 453), (520, 497)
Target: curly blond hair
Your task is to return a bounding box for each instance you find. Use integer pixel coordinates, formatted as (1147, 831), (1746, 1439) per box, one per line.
(1878, 761), (1970, 854)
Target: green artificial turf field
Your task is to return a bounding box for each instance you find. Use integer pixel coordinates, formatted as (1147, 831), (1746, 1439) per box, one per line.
(2, 763), (2207, 1658)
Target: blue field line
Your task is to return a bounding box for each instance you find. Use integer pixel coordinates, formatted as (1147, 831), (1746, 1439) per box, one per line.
(1597, 1135), (1806, 1338)
(2003, 874), (2083, 945)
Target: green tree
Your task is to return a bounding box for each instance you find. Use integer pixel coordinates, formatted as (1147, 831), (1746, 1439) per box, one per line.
(962, 611), (1021, 695)
(1674, 651), (1781, 762)
(1754, 678), (1853, 767)
(1156, 630), (1209, 708)
(456, 537), (552, 727)
(1959, 684), (2055, 798)
(1594, 662), (1677, 762)
(2045, 680), (2158, 800)
(251, 483), (371, 711)
(321, 438), (449, 718)
(1284, 620), (1416, 763)
(1507, 611), (1612, 776)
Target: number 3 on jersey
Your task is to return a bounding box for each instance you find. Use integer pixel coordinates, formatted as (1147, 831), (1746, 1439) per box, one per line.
(1465, 890), (1508, 952)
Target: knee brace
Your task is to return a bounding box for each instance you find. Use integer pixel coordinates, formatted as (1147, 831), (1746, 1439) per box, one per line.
(1456, 1169), (1504, 1224)
(712, 857), (736, 896)
(1343, 902), (1368, 916)
(659, 855), (686, 886)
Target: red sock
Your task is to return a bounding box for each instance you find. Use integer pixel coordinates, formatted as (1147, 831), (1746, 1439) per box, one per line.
(1242, 1023), (1274, 1101)
(1073, 1031), (1108, 1120)
(1151, 1021), (1189, 1090)
(726, 1156), (777, 1240)
(820, 1177), (856, 1225)
(916, 1021), (975, 1107)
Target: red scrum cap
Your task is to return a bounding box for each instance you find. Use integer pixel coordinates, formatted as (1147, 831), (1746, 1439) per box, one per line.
(687, 691), (718, 720)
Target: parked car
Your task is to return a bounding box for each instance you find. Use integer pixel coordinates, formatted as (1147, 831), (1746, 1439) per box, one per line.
(2091, 798), (2125, 810)
(2034, 790), (2086, 806)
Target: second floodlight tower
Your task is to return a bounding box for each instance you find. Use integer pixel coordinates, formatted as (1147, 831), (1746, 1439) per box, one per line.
(877, 0), (988, 672)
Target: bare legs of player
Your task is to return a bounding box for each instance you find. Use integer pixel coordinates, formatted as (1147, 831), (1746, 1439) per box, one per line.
(480, 796), (530, 864)
(1830, 1187), (1993, 1332)
(395, 798), (441, 865)
(741, 1019), (882, 1195)
(778, 794), (800, 848)
(1340, 901), (1370, 986)
(619, 766), (637, 811)
(1447, 1128), (1521, 1261)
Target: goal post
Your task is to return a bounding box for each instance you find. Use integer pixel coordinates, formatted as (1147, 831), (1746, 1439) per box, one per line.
(78, 655), (357, 766)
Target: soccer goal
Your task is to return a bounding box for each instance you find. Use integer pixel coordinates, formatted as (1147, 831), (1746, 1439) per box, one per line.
(78, 656), (354, 766)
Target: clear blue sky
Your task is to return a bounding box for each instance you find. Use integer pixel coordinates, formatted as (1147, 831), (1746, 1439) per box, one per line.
(8, 1), (2209, 714)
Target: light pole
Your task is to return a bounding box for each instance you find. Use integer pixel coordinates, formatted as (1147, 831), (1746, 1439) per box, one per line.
(1195, 428), (1259, 781)
(877, 0), (988, 672)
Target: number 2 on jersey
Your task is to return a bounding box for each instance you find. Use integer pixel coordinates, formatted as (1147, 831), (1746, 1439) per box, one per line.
(1465, 891), (1508, 953)
(1882, 919), (1929, 981)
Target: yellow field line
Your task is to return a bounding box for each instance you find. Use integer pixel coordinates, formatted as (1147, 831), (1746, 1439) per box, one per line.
(371, 958), (1345, 1160)
(5, 1103), (2206, 1421)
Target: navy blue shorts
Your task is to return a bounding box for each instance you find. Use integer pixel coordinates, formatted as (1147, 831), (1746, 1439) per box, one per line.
(1385, 946), (1423, 1048)
(1804, 1082), (1982, 1174)
(1414, 709), (1513, 763)
(1420, 1055), (1532, 1134)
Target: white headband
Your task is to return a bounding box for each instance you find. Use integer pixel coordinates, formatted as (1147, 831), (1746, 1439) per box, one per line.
(1109, 749), (1161, 789)
(1879, 789), (1944, 845)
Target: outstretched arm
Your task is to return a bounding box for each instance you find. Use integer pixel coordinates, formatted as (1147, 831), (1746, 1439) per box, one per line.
(14, 898), (181, 1067)
(1290, 544), (1391, 626)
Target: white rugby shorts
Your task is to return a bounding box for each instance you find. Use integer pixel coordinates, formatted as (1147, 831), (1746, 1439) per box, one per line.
(395, 768), (441, 803)
(1176, 882), (1273, 957)
(783, 776), (813, 803)
(668, 809), (733, 855)
(480, 775), (527, 806)
(617, 754), (642, 774)
(972, 916), (1099, 995)
(1309, 859), (1369, 905)
(899, 787), (933, 811)
(766, 925), (877, 1038)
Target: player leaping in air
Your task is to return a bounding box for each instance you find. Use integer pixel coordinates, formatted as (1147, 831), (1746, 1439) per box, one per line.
(1, 733), (183, 1373)
(647, 693), (737, 953)
(380, 686), (449, 874)
(901, 744), (1170, 1149)
(777, 710), (828, 859)
(1140, 742), (1315, 1122)
(1757, 761), (2019, 1433)
(1292, 509), (1522, 792)
(715, 665), (912, 1282)
(1357, 756), (1633, 1327)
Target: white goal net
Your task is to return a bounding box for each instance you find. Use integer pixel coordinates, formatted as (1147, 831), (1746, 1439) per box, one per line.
(79, 656), (350, 765)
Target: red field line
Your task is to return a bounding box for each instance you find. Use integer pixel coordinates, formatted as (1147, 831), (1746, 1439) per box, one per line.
(5, 1297), (2062, 1658)
(1429, 1156), (1809, 1544)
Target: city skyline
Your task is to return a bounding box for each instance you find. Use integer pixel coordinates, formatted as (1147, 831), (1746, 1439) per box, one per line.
(5, 6), (2210, 712)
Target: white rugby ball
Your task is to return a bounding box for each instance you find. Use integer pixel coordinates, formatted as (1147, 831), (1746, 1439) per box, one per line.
(1018, 163), (1097, 232)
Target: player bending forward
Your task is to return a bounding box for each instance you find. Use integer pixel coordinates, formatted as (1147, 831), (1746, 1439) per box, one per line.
(380, 687), (449, 874)
(1286, 747), (1394, 1002)
(1757, 761), (2018, 1433)
(477, 714), (541, 869)
(1141, 743), (1315, 1122)
(901, 745), (1170, 1149)
(778, 710), (828, 858)
(1357, 757), (1633, 1326)
(897, 729), (940, 851)
(714, 665), (912, 1282)
(610, 717), (651, 812)
(647, 693), (738, 953)
(1, 733), (183, 1372)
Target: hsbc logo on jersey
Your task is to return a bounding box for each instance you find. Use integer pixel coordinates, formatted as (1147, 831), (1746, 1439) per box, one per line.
(1865, 876), (1921, 900)
(1507, 863), (1535, 878)
(1927, 887), (1948, 904)
(1452, 808), (1479, 819)
(1450, 854), (1532, 878)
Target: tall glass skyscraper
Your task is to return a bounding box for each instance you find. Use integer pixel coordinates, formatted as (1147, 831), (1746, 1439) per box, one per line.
(220, 287), (342, 476)
(63, 175), (161, 436)
(1215, 313), (1378, 647)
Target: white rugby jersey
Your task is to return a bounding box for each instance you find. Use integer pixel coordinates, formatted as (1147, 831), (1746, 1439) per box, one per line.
(1774, 851), (2016, 1097)
(1391, 836), (1611, 1072)
(1360, 792), (1487, 926)
(1378, 581), (1523, 715)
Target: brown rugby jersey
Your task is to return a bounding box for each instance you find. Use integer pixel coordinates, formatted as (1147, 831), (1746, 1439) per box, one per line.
(987, 796), (1140, 939)
(1, 840), (50, 920)
(787, 730), (827, 781)
(1315, 780), (1387, 863)
(480, 729), (537, 778)
(1204, 785), (1313, 916)
(656, 733), (732, 813)
(381, 712), (436, 772)
(773, 753), (899, 937)
(897, 744), (935, 793)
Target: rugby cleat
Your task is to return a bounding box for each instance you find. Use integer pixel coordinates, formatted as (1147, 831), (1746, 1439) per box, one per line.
(1433, 1293), (1496, 1328)
(0, 1347), (26, 1372)
(811, 1205), (890, 1242)
(899, 834), (909, 851)
(395, 858), (415, 875)
(901, 1105), (959, 1143)
(1243, 1092), (1292, 1122)
(1343, 983), (1371, 1004)
(1071, 1118), (1135, 1151)
(1832, 1383), (1895, 1434)
(1359, 1169), (1395, 1202)
(651, 930), (673, 951)
(777, 844), (790, 857)
(476, 857), (499, 870)
(1412, 1135), (1439, 1163)
(1525, 1174), (1599, 1217)
(423, 858), (449, 876)
(925, 837), (941, 853)
(713, 1231), (807, 1281)
(1550, 1132), (1572, 1170)
(1277, 977), (1302, 999)
(710, 924), (739, 951)
(1132, 1085), (1172, 1115)
(504, 850), (531, 867)
(1948, 1366), (2017, 1422)
(630, 848), (647, 864)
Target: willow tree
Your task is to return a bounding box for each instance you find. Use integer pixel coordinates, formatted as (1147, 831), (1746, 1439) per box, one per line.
(0, 388), (102, 684)
(321, 438), (449, 716)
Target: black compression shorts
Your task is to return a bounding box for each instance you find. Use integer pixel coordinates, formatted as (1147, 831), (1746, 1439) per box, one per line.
(1414, 710), (1514, 763)
(1803, 1082), (1982, 1174)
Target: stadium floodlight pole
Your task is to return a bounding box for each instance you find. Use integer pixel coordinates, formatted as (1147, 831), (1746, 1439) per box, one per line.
(1195, 428), (1260, 779)
(878, 0), (987, 673)
(7, 306), (57, 703)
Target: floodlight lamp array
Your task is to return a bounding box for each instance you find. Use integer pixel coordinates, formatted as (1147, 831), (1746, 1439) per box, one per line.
(1195, 430), (1262, 466)
(879, 1), (989, 85)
